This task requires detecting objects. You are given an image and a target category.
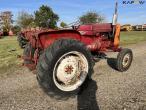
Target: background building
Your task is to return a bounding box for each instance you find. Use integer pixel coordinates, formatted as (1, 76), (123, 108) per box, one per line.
(135, 24), (146, 31)
(121, 24), (132, 31)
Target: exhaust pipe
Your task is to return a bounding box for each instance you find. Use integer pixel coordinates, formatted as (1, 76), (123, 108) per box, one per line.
(112, 1), (118, 35)
(112, 1), (118, 25)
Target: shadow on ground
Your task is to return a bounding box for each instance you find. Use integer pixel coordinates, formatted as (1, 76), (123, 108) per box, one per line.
(77, 78), (100, 110)
(107, 58), (118, 71)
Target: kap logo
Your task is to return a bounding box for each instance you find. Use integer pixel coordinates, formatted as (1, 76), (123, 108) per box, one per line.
(122, 0), (145, 4)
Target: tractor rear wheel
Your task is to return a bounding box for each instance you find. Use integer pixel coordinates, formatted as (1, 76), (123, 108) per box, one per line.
(116, 48), (133, 72)
(17, 33), (28, 48)
(37, 39), (93, 97)
(23, 43), (35, 70)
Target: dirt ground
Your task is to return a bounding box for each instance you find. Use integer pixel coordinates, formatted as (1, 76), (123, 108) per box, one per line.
(0, 42), (146, 110)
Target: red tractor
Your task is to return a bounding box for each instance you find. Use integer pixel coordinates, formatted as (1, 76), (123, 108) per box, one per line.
(18, 3), (133, 96)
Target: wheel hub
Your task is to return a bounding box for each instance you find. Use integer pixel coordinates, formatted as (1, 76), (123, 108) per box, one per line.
(56, 56), (81, 85)
(122, 54), (130, 67)
(65, 65), (74, 74)
(53, 51), (88, 91)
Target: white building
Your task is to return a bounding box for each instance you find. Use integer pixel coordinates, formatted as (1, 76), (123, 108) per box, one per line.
(136, 24), (146, 31)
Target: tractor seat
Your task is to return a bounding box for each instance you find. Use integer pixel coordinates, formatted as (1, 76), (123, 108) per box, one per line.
(78, 23), (113, 35)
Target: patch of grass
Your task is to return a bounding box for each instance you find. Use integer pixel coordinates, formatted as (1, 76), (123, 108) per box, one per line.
(0, 36), (23, 74)
(120, 31), (146, 45)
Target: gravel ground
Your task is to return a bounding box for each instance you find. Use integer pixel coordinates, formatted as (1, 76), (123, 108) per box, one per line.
(0, 42), (146, 110)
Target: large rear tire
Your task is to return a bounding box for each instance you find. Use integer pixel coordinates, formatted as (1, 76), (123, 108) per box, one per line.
(37, 38), (93, 98)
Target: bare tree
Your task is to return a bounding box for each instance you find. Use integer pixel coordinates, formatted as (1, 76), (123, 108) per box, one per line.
(79, 11), (105, 24)
(17, 11), (35, 29)
(0, 11), (13, 34)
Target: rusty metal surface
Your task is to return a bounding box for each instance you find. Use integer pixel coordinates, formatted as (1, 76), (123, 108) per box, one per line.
(21, 24), (121, 68)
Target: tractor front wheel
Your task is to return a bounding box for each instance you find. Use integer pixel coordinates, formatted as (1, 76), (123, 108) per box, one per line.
(37, 39), (93, 97)
(116, 48), (133, 72)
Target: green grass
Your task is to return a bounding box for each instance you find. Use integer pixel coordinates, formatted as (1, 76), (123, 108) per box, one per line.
(120, 31), (146, 45)
(0, 36), (23, 74)
(0, 31), (146, 74)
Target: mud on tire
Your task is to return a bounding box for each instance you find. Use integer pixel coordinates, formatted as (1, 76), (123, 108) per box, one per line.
(36, 38), (93, 98)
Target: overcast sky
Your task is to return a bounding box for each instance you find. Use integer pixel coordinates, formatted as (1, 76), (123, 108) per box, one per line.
(0, 0), (146, 25)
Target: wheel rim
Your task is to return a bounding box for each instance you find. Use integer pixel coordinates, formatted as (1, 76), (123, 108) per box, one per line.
(122, 53), (131, 68)
(53, 51), (88, 92)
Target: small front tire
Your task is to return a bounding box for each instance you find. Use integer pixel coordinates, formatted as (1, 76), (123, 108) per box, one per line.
(116, 48), (133, 72)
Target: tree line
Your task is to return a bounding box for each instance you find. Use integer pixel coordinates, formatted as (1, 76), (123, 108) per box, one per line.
(0, 5), (105, 35)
